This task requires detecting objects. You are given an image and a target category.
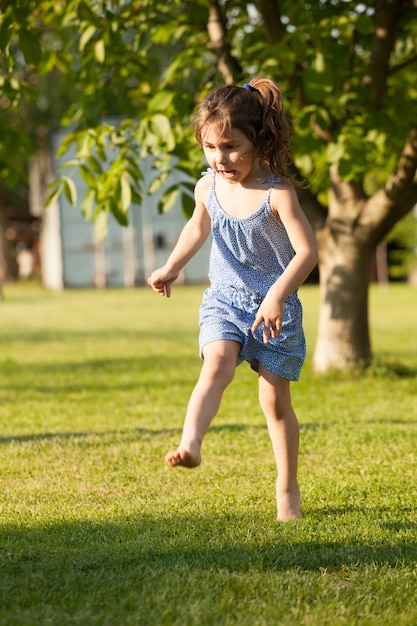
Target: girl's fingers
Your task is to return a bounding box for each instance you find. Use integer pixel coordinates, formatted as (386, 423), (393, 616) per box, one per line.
(253, 317), (282, 344)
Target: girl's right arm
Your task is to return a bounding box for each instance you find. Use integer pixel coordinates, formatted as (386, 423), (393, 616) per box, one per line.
(147, 176), (212, 297)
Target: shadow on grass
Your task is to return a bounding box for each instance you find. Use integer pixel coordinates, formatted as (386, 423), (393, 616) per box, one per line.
(0, 424), (250, 446)
(2, 511), (416, 575)
(0, 510), (417, 593)
(0, 328), (195, 345)
(1, 512), (416, 562)
(0, 355), (198, 397)
(1, 510), (416, 621)
(367, 359), (417, 379)
(0, 419), (394, 446)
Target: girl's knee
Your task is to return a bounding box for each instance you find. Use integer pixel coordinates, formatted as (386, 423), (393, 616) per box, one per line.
(259, 391), (291, 420)
(258, 369), (293, 419)
(201, 341), (240, 387)
(202, 358), (235, 388)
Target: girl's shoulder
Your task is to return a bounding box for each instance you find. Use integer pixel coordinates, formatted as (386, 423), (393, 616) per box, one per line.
(269, 179), (300, 220)
(194, 170), (213, 204)
(270, 177), (297, 198)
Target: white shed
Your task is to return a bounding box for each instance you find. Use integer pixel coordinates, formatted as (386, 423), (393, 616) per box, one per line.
(31, 129), (211, 290)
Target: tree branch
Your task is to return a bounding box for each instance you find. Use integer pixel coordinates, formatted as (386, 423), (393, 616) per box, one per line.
(397, 0), (417, 15)
(361, 128), (417, 242)
(253, 0), (285, 43)
(365, 1), (400, 110)
(207, 1), (242, 84)
(328, 163), (366, 223)
(385, 127), (417, 203)
(390, 54), (417, 75)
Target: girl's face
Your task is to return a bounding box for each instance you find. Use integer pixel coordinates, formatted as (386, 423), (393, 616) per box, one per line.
(201, 126), (257, 184)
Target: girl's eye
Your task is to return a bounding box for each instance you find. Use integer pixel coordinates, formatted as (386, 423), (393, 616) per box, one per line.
(204, 143), (237, 150)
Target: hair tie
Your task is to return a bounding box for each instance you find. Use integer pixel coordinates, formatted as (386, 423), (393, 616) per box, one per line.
(242, 83), (260, 94)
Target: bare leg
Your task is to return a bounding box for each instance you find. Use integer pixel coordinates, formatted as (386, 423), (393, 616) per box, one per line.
(258, 364), (302, 521)
(166, 340), (241, 468)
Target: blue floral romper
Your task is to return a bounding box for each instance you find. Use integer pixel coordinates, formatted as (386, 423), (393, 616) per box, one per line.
(198, 168), (306, 382)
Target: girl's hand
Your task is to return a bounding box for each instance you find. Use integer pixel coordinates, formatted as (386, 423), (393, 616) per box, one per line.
(147, 267), (179, 297)
(251, 289), (285, 344)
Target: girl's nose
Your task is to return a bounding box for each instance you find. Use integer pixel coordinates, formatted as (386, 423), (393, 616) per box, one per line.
(216, 149), (226, 164)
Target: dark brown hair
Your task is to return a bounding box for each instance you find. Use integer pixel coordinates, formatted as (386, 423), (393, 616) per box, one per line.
(193, 77), (293, 179)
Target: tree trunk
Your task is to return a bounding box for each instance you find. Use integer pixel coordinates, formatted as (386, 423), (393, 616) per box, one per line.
(311, 128), (417, 372)
(313, 227), (374, 372)
(0, 209), (15, 298)
(0, 214), (6, 300)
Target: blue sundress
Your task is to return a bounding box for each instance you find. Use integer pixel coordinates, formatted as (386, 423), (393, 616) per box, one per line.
(199, 168), (306, 381)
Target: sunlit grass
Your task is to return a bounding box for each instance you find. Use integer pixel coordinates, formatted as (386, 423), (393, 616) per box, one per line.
(0, 282), (416, 625)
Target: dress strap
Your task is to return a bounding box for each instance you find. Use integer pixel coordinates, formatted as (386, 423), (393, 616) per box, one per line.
(201, 167), (216, 199)
(264, 175), (281, 203)
(262, 175), (281, 186)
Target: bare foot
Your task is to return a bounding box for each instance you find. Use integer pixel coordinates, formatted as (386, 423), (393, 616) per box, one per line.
(276, 491), (302, 521)
(165, 447), (201, 468)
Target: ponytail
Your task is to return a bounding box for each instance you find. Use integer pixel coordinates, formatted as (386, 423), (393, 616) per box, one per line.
(245, 77), (292, 180)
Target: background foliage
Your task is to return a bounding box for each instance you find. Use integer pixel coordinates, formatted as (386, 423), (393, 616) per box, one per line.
(1, 1), (416, 230)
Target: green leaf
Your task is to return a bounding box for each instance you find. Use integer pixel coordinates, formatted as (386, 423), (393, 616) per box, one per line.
(57, 159), (80, 171)
(81, 189), (95, 219)
(79, 25), (96, 52)
(45, 183), (63, 209)
(150, 114), (175, 151)
(148, 170), (169, 194)
(296, 154), (314, 176)
(149, 114), (169, 136)
(79, 165), (97, 187)
(180, 189), (195, 219)
(148, 91), (174, 113)
(0, 16), (12, 52)
(76, 133), (95, 159)
(312, 51), (326, 73)
(120, 174), (132, 212)
(94, 39), (105, 63)
(302, 67), (334, 103)
(56, 132), (77, 157)
(77, 1), (99, 24)
(338, 158), (355, 180)
(355, 15), (374, 35)
(290, 33), (307, 63)
(158, 186), (179, 214)
(124, 156), (144, 184)
(94, 209), (108, 241)
(109, 198), (129, 226)
(18, 29), (42, 66)
(61, 176), (77, 206)
(87, 156), (102, 174)
(327, 141), (344, 164)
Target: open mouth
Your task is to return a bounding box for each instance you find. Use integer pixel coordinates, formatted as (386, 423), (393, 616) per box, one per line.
(218, 169), (236, 179)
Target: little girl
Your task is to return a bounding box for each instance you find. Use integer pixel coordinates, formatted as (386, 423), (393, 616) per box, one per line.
(148, 77), (317, 520)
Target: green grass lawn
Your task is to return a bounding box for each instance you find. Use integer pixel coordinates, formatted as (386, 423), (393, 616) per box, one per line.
(0, 282), (416, 625)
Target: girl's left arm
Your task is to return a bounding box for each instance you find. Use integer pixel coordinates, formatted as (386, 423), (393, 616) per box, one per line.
(252, 184), (318, 343)
(270, 184), (318, 298)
